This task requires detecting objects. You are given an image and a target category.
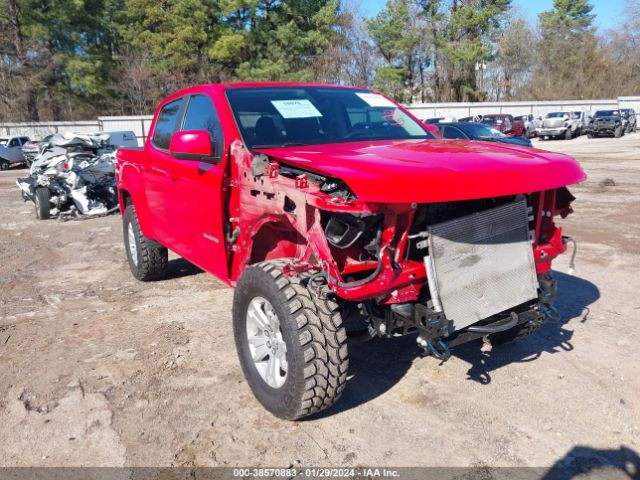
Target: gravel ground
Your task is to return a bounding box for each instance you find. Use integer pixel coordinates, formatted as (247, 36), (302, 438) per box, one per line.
(0, 133), (639, 473)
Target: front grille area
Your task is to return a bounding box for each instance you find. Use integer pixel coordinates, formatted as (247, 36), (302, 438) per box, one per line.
(425, 199), (538, 330)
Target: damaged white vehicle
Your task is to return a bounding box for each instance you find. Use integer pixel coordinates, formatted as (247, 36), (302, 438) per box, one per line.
(16, 131), (137, 219)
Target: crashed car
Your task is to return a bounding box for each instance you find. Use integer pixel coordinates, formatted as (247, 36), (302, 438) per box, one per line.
(16, 133), (120, 219)
(117, 84), (586, 420)
(587, 110), (625, 138)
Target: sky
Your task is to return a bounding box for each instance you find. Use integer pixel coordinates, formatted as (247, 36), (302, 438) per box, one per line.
(360, 0), (625, 32)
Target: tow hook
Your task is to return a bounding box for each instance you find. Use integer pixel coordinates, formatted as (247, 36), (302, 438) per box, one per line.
(417, 336), (451, 361)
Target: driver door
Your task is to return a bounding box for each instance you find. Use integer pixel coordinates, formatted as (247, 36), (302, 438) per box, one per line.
(166, 93), (229, 282)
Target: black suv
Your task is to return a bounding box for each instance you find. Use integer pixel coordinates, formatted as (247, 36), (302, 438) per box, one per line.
(587, 110), (624, 138)
(620, 108), (637, 133)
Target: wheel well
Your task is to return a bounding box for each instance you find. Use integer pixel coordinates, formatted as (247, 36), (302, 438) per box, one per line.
(120, 189), (133, 207)
(248, 220), (308, 265)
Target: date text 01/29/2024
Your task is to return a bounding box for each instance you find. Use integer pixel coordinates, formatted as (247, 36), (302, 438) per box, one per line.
(232, 468), (400, 477)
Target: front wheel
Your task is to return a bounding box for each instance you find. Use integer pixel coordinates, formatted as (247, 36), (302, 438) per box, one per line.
(614, 126), (622, 138)
(0, 160), (9, 171)
(233, 260), (349, 420)
(565, 128), (572, 140)
(34, 187), (51, 219)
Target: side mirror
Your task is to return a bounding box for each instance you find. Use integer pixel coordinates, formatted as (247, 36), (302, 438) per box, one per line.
(169, 130), (219, 163)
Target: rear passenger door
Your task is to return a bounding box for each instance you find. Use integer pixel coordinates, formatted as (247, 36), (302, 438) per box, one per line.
(168, 93), (229, 281)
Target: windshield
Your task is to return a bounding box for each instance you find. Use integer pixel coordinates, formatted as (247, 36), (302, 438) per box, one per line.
(546, 112), (566, 118)
(595, 110), (619, 117)
(226, 87), (431, 149)
(457, 123), (506, 139)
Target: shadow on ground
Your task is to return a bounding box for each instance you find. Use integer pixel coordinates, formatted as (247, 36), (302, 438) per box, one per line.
(313, 271), (599, 418)
(163, 258), (204, 280)
(543, 445), (640, 479)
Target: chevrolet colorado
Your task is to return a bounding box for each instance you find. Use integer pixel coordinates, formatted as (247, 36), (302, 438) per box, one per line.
(116, 83), (586, 420)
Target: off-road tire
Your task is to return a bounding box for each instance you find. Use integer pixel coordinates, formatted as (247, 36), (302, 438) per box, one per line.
(614, 126), (622, 138)
(233, 260), (349, 420)
(34, 187), (51, 219)
(490, 314), (546, 345)
(0, 160), (8, 171)
(123, 204), (168, 281)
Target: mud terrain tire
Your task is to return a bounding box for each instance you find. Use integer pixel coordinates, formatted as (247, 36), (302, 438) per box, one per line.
(233, 260), (349, 420)
(123, 204), (168, 281)
(34, 187), (50, 219)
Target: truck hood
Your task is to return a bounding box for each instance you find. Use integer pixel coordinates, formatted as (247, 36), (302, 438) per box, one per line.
(255, 139), (586, 203)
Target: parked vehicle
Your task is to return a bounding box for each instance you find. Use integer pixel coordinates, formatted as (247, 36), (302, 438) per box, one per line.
(0, 136), (31, 170)
(515, 114), (542, 138)
(537, 111), (582, 140)
(587, 110), (625, 138)
(620, 108), (637, 133)
(423, 116), (457, 124)
(436, 122), (533, 147)
(22, 134), (56, 167)
(480, 114), (525, 137)
(15, 131), (136, 219)
(116, 83), (585, 420)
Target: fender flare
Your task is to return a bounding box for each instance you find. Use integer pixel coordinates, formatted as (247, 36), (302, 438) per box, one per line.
(118, 163), (156, 239)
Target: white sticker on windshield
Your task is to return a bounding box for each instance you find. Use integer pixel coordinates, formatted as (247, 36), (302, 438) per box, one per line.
(356, 92), (396, 107)
(270, 99), (322, 119)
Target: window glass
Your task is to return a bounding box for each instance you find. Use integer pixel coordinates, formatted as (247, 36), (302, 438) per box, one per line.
(226, 87), (432, 149)
(153, 99), (183, 150)
(20, 137), (30, 144)
(9, 138), (19, 147)
(182, 95), (223, 157)
(442, 126), (466, 139)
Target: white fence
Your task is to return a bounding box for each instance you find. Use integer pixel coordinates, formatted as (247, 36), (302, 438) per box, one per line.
(404, 96), (640, 121)
(1, 97), (639, 141)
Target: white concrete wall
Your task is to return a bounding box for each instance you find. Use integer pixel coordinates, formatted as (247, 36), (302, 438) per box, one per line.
(2, 96), (638, 140)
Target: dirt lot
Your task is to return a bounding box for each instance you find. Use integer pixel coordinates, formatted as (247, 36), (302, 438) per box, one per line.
(1, 133), (639, 471)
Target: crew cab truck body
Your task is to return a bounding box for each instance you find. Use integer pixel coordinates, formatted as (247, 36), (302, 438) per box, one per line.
(116, 83), (585, 420)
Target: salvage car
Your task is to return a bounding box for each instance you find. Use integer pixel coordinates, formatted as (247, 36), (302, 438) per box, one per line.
(436, 122), (533, 147)
(116, 83), (585, 420)
(16, 132), (136, 219)
(515, 114), (541, 138)
(620, 108), (637, 133)
(587, 110), (625, 138)
(0, 136), (31, 170)
(537, 111), (583, 140)
(480, 114), (525, 137)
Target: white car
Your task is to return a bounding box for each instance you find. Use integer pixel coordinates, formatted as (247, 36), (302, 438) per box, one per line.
(0, 136), (31, 170)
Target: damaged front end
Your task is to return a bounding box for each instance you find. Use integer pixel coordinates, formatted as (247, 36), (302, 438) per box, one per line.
(229, 144), (579, 358)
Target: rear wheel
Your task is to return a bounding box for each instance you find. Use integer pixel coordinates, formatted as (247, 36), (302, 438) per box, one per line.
(123, 204), (168, 281)
(233, 260), (349, 420)
(34, 187), (50, 219)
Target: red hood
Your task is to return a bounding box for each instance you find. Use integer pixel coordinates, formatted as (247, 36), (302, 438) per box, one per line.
(255, 139), (586, 203)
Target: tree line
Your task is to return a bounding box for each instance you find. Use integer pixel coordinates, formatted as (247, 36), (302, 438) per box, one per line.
(0, 0), (638, 122)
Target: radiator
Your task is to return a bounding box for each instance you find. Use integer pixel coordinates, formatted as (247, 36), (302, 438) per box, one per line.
(426, 198), (538, 331)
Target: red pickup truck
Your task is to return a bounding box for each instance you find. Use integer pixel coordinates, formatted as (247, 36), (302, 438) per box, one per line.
(481, 114), (526, 137)
(116, 83), (585, 420)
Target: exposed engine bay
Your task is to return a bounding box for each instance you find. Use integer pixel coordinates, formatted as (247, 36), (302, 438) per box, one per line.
(16, 133), (119, 219)
(228, 145), (578, 359)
